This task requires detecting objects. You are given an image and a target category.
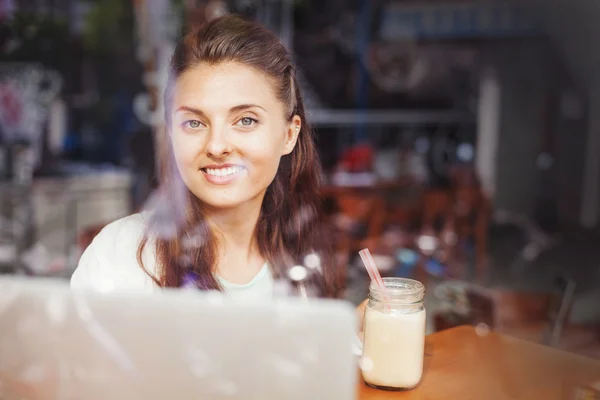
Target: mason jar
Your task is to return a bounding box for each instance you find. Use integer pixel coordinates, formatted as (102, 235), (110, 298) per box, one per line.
(361, 277), (426, 390)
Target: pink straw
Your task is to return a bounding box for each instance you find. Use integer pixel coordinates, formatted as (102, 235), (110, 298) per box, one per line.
(359, 248), (391, 303)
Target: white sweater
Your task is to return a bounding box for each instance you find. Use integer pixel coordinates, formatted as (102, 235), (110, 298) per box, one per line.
(70, 213), (273, 301)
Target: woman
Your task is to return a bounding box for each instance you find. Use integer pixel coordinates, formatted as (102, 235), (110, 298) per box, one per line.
(70, 14), (344, 300)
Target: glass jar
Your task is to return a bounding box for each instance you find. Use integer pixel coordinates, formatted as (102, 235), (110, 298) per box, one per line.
(361, 277), (426, 390)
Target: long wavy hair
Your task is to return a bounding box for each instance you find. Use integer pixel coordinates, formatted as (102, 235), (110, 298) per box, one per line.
(137, 15), (343, 298)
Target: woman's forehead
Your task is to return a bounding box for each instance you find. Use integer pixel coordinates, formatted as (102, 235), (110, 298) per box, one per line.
(173, 62), (282, 112)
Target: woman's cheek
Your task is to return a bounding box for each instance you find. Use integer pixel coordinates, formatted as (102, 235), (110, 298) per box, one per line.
(172, 135), (201, 167)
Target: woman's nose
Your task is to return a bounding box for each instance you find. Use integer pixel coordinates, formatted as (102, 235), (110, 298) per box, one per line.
(205, 128), (232, 157)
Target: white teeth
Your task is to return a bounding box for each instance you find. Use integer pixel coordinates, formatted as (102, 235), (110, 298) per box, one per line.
(205, 166), (241, 177)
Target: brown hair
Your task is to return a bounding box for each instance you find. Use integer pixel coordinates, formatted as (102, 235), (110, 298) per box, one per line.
(137, 15), (343, 298)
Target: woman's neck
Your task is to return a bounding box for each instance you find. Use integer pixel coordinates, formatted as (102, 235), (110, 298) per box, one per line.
(205, 199), (265, 284)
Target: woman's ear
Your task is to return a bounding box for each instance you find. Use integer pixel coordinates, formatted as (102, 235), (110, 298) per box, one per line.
(282, 115), (301, 155)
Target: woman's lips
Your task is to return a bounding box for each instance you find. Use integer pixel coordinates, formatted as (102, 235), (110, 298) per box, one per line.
(201, 165), (244, 185)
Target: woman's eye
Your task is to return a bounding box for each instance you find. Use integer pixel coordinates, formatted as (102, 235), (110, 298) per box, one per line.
(237, 117), (258, 127)
(186, 120), (202, 129)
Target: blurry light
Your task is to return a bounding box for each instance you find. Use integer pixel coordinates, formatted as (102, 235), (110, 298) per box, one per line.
(178, 254), (194, 267)
(398, 248), (418, 264)
(206, 1), (228, 20)
(182, 230), (206, 249)
(288, 265), (308, 282)
(285, 205), (316, 235)
(442, 230), (458, 246)
(475, 323), (490, 337)
(304, 253), (321, 269)
(359, 356), (374, 371)
(523, 244), (540, 261)
(536, 153), (553, 170)
(415, 137), (430, 154)
(417, 235), (438, 254)
(456, 143), (474, 162)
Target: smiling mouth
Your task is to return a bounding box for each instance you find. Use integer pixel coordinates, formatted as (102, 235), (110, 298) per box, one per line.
(201, 166), (243, 177)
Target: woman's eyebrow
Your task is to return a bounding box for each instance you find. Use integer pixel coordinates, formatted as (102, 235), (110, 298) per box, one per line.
(175, 104), (266, 116)
(228, 104), (266, 114)
(175, 106), (207, 117)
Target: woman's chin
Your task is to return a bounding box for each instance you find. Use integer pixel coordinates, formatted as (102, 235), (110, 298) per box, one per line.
(195, 193), (263, 212)
(188, 180), (269, 212)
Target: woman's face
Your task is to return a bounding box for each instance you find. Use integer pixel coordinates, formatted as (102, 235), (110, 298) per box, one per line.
(170, 62), (300, 210)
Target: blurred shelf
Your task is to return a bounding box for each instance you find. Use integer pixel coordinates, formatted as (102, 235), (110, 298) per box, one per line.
(307, 109), (472, 127)
(380, 3), (541, 41)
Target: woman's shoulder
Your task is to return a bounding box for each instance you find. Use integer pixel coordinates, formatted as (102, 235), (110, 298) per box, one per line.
(70, 212), (160, 292)
(85, 212), (152, 258)
(96, 212), (150, 242)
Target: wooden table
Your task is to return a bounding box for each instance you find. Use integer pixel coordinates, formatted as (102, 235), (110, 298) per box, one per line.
(358, 325), (600, 399)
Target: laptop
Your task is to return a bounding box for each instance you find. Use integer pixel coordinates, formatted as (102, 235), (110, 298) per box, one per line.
(0, 277), (358, 399)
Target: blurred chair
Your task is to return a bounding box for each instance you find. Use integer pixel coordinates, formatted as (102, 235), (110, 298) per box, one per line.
(421, 188), (454, 229)
(324, 191), (382, 277)
(485, 288), (556, 343)
(412, 185), (490, 281)
(414, 188), (454, 281)
(545, 278), (600, 358)
(324, 184), (403, 257)
(433, 277), (600, 359)
(453, 185), (491, 280)
(449, 165), (491, 280)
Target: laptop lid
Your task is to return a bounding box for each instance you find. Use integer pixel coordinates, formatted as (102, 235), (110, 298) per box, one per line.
(0, 278), (358, 399)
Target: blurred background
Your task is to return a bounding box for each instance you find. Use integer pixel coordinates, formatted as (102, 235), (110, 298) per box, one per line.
(1, 0), (599, 359)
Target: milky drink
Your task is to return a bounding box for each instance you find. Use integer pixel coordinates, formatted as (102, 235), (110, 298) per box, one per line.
(361, 278), (426, 390)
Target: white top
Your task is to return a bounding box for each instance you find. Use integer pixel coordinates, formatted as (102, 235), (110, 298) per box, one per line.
(70, 213), (274, 301)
